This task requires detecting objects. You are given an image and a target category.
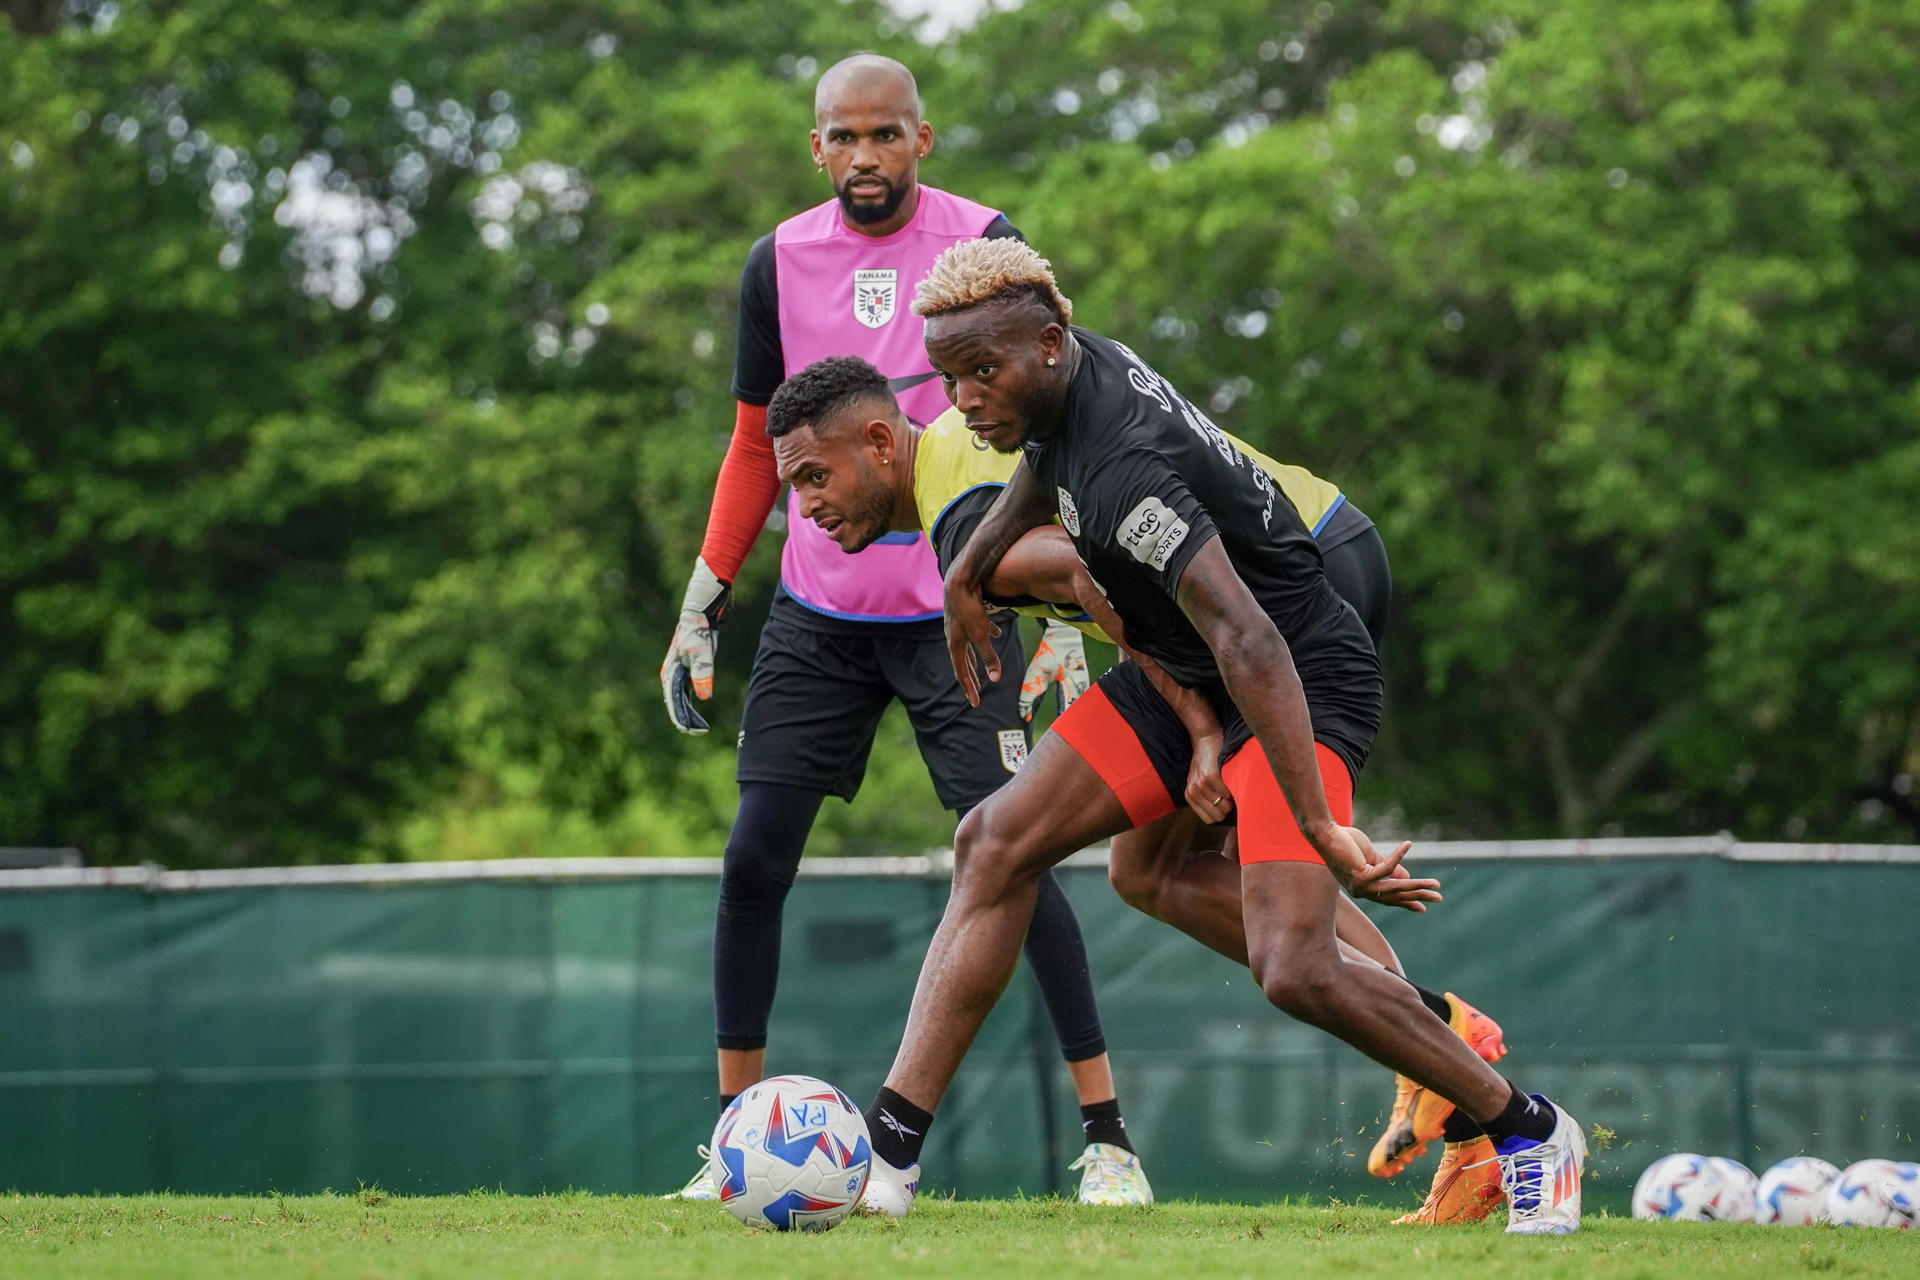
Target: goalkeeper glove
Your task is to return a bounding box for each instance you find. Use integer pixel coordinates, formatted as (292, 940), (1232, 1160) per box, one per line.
(1019, 620), (1091, 721)
(660, 556), (733, 735)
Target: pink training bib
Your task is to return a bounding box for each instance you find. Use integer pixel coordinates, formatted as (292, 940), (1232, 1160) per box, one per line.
(773, 187), (1003, 621)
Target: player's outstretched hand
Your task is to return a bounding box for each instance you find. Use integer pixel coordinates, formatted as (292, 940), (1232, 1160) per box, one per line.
(1325, 827), (1441, 912)
(1184, 733), (1232, 824)
(943, 576), (1001, 707)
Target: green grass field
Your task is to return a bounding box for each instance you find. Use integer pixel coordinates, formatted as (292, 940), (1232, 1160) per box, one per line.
(3, 1192), (1914, 1279)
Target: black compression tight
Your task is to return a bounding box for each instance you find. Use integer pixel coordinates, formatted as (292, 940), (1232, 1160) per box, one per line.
(714, 781), (1108, 1061)
(713, 782), (824, 1051)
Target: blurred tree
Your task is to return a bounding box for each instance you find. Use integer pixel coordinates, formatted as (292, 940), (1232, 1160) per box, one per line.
(2, 0), (1914, 863)
(932, 0), (1920, 839)
(0, 0), (921, 863)
(2, 1), (443, 863)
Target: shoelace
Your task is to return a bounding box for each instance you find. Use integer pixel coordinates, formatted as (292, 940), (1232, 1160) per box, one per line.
(684, 1145), (715, 1191)
(1463, 1144), (1555, 1222)
(1496, 1149), (1550, 1220)
(1069, 1149), (1136, 1193)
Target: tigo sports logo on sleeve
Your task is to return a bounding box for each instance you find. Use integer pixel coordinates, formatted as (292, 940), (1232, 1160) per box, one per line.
(1117, 496), (1189, 570)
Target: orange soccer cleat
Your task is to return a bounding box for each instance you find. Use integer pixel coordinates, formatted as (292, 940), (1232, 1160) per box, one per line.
(1392, 1136), (1506, 1225)
(1367, 992), (1509, 1178)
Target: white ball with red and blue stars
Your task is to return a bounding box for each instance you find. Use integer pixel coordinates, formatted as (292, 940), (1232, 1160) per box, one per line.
(708, 1074), (872, 1231)
(1704, 1157), (1760, 1223)
(1756, 1156), (1840, 1225)
(1633, 1153), (1747, 1221)
(1824, 1159), (1920, 1229)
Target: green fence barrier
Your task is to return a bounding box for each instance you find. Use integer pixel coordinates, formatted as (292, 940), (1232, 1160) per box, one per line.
(2, 842), (1916, 1202)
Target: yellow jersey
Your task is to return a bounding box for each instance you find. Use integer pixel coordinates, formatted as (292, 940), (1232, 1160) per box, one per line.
(913, 408), (1346, 640)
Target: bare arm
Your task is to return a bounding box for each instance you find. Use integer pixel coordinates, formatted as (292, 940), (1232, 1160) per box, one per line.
(944, 460), (1054, 703)
(1174, 536), (1437, 910)
(982, 524), (1084, 605)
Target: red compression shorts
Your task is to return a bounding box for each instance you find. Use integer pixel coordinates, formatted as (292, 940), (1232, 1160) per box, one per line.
(1220, 740), (1353, 864)
(1051, 685), (1178, 828)
(1053, 685), (1354, 865)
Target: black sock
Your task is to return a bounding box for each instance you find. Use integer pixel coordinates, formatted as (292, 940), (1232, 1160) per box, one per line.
(1478, 1084), (1556, 1147)
(1410, 983), (1453, 1022)
(1079, 1098), (1134, 1154)
(1441, 1107), (1484, 1144)
(867, 1087), (934, 1169)
(719, 1092), (739, 1116)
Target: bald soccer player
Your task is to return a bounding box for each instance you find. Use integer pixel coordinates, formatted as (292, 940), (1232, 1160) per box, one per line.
(659, 55), (1148, 1206)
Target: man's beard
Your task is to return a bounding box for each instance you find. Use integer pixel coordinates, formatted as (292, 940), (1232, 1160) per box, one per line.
(835, 176), (908, 226)
(837, 474), (901, 552)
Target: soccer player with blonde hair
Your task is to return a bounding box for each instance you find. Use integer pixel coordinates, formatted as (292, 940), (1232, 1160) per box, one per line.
(853, 238), (1588, 1235)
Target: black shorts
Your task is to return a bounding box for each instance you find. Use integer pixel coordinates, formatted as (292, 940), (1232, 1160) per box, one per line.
(1088, 618), (1382, 808)
(1317, 502), (1390, 654)
(736, 597), (1029, 811)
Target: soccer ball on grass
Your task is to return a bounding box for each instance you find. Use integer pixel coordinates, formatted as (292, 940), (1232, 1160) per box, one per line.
(709, 1074), (872, 1231)
(1755, 1156), (1840, 1225)
(1704, 1157), (1759, 1223)
(1632, 1153), (1753, 1222)
(1824, 1159), (1920, 1229)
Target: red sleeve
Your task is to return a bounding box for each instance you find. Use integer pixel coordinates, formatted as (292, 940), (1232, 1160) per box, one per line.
(697, 401), (779, 583)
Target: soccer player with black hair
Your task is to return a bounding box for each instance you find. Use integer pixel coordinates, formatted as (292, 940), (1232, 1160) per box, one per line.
(767, 354), (1514, 1225)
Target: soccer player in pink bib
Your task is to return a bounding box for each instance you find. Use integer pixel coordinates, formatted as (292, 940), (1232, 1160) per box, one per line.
(659, 54), (1148, 1206)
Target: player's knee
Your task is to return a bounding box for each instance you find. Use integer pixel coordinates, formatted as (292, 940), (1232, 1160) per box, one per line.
(717, 867), (787, 918)
(1254, 954), (1341, 1024)
(718, 843), (799, 916)
(952, 805), (1036, 896)
(1107, 856), (1165, 919)
(951, 806), (1008, 881)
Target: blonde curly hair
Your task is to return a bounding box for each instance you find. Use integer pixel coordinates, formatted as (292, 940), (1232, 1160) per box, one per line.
(912, 237), (1074, 324)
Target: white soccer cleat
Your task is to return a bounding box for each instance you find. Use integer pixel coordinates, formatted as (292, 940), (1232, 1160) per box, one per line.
(1070, 1143), (1154, 1206)
(1491, 1096), (1586, 1235)
(859, 1152), (920, 1218)
(662, 1144), (717, 1201)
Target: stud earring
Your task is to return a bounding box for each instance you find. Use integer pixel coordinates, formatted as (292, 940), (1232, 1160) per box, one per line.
(1046, 357), (1056, 367)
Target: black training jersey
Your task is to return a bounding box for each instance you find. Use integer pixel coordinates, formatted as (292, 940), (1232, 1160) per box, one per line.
(1022, 330), (1381, 761)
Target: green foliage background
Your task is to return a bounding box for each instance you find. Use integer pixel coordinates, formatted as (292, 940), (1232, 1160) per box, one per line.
(2, 0), (1915, 866)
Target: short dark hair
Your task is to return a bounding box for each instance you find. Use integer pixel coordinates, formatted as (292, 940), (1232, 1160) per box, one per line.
(765, 356), (896, 439)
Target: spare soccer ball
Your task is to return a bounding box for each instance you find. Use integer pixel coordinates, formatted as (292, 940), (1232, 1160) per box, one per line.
(1756, 1156), (1840, 1225)
(1633, 1153), (1749, 1222)
(1704, 1157), (1759, 1223)
(709, 1074), (872, 1231)
(1824, 1159), (1920, 1229)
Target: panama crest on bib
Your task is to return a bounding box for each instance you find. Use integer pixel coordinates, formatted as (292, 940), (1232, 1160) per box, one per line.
(853, 269), (897, 328)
